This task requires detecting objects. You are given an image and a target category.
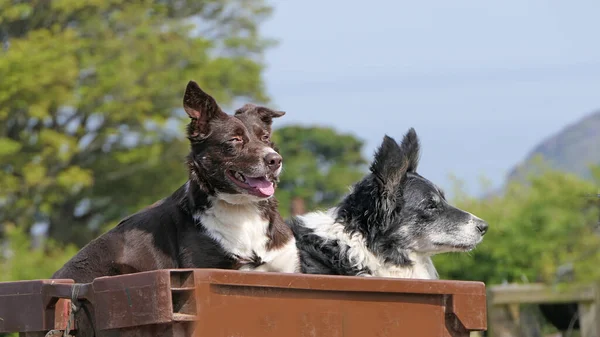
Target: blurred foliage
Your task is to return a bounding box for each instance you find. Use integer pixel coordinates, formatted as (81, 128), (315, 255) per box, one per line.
(0, 224), (78, 282)
(0, 0), (274, 246)
(273, 125), (368, 218)
(435, 165), (600, 285)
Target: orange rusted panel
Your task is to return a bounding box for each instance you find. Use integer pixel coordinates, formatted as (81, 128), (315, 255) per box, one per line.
(189, 269), (486, 337)
(0, 269), (486, 337)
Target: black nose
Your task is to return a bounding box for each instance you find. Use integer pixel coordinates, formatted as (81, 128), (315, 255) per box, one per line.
(475, 219), (489, 235)
(265, 152), (282, 171)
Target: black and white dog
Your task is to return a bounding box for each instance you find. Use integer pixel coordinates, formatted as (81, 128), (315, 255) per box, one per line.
(288, 128), (488, 279)
(54, 81), (300, 286)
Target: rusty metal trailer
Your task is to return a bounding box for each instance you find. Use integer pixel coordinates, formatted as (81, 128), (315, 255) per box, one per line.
(0, 269), (487, 337)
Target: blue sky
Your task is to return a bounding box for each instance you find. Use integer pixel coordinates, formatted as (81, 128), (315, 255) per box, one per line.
(260, 0), (600, 196)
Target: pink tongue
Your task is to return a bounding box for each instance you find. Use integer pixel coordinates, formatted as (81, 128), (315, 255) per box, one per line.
(245, 177), (274, 196)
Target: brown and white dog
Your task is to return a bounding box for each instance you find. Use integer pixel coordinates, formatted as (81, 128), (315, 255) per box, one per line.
(52, 81), (299, 335)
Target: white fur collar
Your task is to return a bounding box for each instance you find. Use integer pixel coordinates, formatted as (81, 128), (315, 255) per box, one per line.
(296, 209), (439, 279)
(194, 196), (299, 273)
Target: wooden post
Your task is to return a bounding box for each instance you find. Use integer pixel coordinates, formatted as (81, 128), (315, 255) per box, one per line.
(488, 283), (598, 337)
(579, 282), (600, 337)
(487, 288), (495, 337)
(579, 302), (596, 337)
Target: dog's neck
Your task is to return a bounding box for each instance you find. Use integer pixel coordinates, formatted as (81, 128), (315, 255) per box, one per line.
(373, 252), (439, 279)
(297, 210), (439, 280)
(175, 179), (264, 217)
(173, 180), (298, 273)
(195, 195), (298, 273)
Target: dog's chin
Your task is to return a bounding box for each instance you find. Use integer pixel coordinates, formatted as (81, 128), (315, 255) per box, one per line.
(432, 237), (483, 253)
(225, 170), (278, 200)
(442, 243), (477, 253)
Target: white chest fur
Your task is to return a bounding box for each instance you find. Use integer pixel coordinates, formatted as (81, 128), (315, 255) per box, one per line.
(372, 254), (439, 279)
(195, 198), (299, 273)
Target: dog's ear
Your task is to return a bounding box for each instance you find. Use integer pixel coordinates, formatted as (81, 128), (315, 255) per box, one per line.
(235, 103), (285, 126)
(183, 81), (224, 138)
(234, 103), (257, 115)
(257, 106), (286, 125)
(370, 135), (408, 194)
(398, 128), (420, 173)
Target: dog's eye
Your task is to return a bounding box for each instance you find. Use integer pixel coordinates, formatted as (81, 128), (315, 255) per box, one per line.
(229, 136), (243, 143)
(426, 202), (438, 210)
(261, 134), (270, 142)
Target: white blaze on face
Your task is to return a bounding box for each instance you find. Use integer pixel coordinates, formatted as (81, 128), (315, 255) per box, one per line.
(263, 147), (283, 176)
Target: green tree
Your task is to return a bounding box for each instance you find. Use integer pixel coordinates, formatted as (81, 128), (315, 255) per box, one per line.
(273, 126), (368, 218)
(0, 0), (274, 246)
(434, 166), (600, 285)
(0, 224), (78, 282)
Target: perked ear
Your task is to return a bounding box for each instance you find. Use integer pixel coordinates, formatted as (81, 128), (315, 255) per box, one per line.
(370, 135), (407, 194)
(398, 127), (420, 173)
(235, 103), (285, 125)
(370, 128), (421, 195)
(183, 81), (224, 138)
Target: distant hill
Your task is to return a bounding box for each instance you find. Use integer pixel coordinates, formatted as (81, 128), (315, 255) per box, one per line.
(507, 110), (600, 183)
